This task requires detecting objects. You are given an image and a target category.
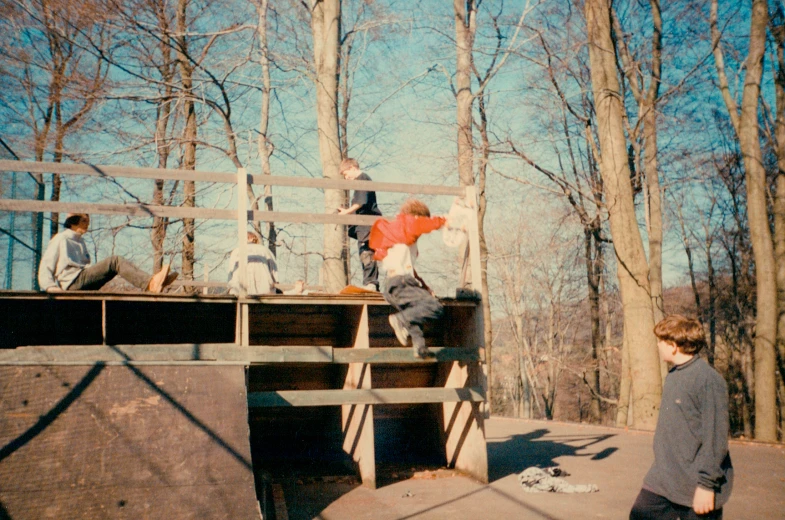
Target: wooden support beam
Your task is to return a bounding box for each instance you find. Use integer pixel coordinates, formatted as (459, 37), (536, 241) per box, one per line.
(0, 344), (481, 365)
(0, 345), (334, 364)
(342, 305), (376, 488)
(334, 347), (483, 364)
(247, 387), (486, 407)
(0, 160), (465, 196)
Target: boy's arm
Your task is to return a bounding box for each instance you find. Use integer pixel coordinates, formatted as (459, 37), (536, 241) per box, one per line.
(338, 203), (362, 215)
(693, 374), (730, 514)
(38, 236), (60, 291)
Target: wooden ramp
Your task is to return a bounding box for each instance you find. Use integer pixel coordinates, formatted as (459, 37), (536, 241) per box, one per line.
(0, 291), (488, 518)
(0, 364), (258, 519)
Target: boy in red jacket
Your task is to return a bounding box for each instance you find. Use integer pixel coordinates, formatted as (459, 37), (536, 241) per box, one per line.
(369, 199), (445, 358)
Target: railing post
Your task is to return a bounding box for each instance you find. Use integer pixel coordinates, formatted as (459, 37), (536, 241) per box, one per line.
(237, 168), (248, 297)
(237, 168), (249, 348)
(464, 186), (483, 295)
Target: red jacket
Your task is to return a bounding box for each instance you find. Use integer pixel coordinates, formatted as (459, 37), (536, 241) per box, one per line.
(369, 214), (446, 260)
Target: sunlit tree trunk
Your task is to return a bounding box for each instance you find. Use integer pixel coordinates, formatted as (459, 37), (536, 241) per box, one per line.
(177, 0), (196, 290)
(311, 0), (347, 292)
(585, 0), (661, 429)
(257, 0), (276, 254)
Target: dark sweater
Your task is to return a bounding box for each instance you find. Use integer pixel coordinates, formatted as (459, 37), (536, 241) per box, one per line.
(643, 356), (734, 508)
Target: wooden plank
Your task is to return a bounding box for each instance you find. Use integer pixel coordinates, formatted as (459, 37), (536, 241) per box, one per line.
(0, 199), (381, 225)
(0, 160), (465, 196)
(342, 305), (376, 488)
(271, 484), (289, 520)
(333, 347), (483, 364)
(0, 345), (334, 364)
(442, 362), (489, 483)
(0, 159), (236, 183)
(247, 387), (486, 407)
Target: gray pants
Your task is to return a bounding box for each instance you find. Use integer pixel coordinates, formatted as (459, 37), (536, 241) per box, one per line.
(383, 275), (443, 349)
(359, 241), (379, 289)
(68, 256), (151, 291)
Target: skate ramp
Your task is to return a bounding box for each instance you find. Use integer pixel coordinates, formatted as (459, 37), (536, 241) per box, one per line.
(0, 365), (259, 519)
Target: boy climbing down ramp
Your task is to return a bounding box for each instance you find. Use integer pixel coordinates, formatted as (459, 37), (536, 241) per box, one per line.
(369, 199), (446, 358)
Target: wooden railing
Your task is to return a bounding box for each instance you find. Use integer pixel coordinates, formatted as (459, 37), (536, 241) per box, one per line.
(0, 160), (482, 294)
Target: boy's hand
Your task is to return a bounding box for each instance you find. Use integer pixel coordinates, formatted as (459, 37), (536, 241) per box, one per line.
(692, 486), (715, 514)
(337, 207), (350, 215)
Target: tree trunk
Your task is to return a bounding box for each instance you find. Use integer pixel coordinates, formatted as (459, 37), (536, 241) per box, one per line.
(454, 0), (476, 289)
(616, 326), (632, 426)
(257, 0), (276, 254)
(586, 228), (602, 422)
(643, 0), (664, 324)
(585, 0), (661, 430)
(311, 0), (346, 292)
(772, 4), (785, 417)
(177, 0), (196, 290)
(739, 0), (777, 441)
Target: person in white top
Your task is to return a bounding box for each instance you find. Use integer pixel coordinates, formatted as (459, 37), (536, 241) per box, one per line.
(38, 213), (177, 293)
(227, 232), (278, 295)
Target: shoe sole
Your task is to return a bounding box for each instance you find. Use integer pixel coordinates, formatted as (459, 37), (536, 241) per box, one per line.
(388, 314), (409, 346)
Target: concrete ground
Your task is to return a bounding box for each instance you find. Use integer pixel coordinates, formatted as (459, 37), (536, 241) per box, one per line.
(283, 417), (785, 520)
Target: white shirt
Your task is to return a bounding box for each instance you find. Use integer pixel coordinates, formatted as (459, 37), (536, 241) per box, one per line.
(227, 243), (278, 295)
(380, 243), (418, 278)
(38, 229), (90, 290)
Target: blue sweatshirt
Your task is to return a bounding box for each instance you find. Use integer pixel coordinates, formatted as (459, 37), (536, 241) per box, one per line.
(643, 356), (734, 508)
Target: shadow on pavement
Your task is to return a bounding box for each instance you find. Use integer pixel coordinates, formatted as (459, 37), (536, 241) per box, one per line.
(487, 428), (618, 482)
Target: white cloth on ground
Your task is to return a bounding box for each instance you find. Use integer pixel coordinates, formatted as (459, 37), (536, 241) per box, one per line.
(517, 467), (598, 493)
(227, 243), (278, 295)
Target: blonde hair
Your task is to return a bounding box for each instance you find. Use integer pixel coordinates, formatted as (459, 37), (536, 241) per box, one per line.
(400, 199), (431, 217)
(340, 158), (360, 174)
(654, 315), (707, 355)
(247, 231), (261, 244)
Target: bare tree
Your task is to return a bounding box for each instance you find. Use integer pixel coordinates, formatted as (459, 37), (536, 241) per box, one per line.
(585, 0), (661, 429)
(310, 0), (346, 292)
(711, 0), (777, 441)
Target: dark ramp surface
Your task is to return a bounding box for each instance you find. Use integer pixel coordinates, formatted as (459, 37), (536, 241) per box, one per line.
(0, 365), (258, 519)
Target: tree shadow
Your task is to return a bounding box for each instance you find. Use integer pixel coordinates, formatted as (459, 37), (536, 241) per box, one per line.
(487, 428), (618, 482)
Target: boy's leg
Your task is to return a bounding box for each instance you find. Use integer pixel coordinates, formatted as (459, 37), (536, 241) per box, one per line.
(386, 278), (443, 357)
(630, 489), (692, 520)
(69, 256), (151, 291)
(358, 241), (378, 290)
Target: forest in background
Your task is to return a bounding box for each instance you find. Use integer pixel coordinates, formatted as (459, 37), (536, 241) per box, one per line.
(0, 0), (783, 442)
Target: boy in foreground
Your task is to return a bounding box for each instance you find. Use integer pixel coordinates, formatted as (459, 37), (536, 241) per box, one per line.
(369, 199), (445, 358)
(630, 315), (733, 520)
(338, 158), (382, 291)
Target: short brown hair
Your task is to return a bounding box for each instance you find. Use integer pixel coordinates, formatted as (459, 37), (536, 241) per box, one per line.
(653, 315), (706, 355)
(247, 231), (260, 244)
(64, 213), (88, 229)
(340, 158), (360, 174)
(400, 199), (431, 217)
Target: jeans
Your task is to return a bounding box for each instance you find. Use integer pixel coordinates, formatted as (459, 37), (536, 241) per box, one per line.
(383, 275), (443, 350)
(358, 240), (379, 289)
(68, 256), (151, 291)
(630, 489), (722, 520)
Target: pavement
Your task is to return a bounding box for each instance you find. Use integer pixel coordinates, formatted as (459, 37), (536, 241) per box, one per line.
(283, 417), (785, 520)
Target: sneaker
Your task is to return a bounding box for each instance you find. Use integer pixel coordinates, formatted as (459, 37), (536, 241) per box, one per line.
(388, 314), (410, 346)
(147, 264), (171, 293)
(413, 344), (433, 359)
(363, 283), (378, 292)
